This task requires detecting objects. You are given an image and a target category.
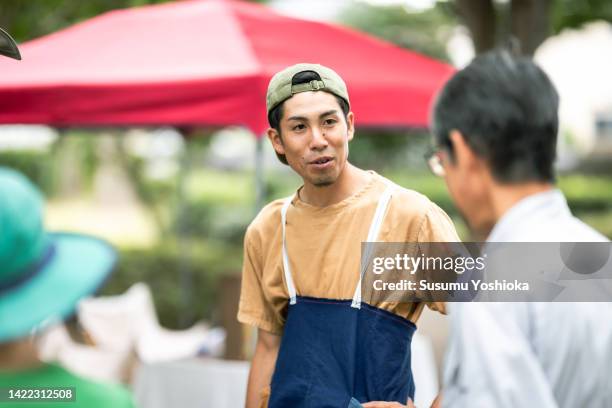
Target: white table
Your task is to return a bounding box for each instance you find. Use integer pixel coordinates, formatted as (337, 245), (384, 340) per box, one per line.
(134, 358), (249, 408)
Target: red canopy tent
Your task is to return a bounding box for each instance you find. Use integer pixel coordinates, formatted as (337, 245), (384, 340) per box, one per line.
(0, 0), (453, 134)
(0, 0), (455, 324)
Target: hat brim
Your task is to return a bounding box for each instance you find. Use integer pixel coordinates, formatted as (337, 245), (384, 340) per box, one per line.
(0, 233), (116, 342)
(0, 28), (21, 60)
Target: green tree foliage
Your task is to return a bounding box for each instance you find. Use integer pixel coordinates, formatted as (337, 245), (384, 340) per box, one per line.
(0, 150), (54, 193)
(0, 0), (172, 42)
(340, 1), (456, 61)
(450, 0), (612, 56)
(552, 0), (612, 33)
(1, 0), (270, 43)
(342, 0), (612, 59)
(106, 241), (242, 328)
(339, 2), (456, 174)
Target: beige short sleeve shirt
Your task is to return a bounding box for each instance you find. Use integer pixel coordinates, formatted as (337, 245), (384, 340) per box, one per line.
(238, 172), (459, 334)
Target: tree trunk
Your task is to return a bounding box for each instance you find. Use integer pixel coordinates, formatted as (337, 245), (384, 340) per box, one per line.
(511, 0), (553, 56)
(456, 0), (497, 54)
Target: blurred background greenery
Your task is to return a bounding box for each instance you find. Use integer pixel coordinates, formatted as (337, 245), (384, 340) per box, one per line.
(1, 0), (611, 331)
(1, 129), (610, 329)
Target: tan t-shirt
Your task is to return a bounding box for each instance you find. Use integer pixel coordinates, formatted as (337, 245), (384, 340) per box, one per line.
(238, 172), (459, 335)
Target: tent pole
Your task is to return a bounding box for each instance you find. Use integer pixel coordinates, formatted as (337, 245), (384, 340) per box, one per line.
(255, 135), (265, 212)
(178, 132), (193, 328)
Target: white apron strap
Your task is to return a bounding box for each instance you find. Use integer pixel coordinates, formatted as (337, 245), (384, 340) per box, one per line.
(281, 195), (298, 305)
(351, 183), (395, 309)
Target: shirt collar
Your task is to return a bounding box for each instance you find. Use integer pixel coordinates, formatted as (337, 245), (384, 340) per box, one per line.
(486, 189), (571, 242)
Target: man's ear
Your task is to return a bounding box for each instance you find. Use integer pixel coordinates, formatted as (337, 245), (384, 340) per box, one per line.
(346, 111), (355, 142)
(449, 129), (478, 170)
(266, 127), (285, 155)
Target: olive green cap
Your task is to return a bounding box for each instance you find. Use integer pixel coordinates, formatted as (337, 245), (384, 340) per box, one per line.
(266, 63), (350, 115)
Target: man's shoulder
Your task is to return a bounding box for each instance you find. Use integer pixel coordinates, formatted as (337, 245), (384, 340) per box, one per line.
(528, 217), (609, 242)
(504, 214), (609, 242)
(378, 175), (442, 217)
(564, 216), (609, 242)
(376, 174), (458, 240)
(393, 185), (435, 210)
(245, 197), (287, 242)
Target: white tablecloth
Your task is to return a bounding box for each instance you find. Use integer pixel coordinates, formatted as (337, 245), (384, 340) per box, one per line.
(133, 333), (438, 408)
(134, 358), (249, 408)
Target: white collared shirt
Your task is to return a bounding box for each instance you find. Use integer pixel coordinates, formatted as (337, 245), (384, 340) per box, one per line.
(442, 189), (612, 408)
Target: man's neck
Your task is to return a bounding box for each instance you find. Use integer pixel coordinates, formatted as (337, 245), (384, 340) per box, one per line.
(488, 181), (555, 227)
(299, 163), (371, 207)
(0, 338), (43, 371)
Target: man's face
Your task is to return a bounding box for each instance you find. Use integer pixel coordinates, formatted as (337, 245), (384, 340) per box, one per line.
(267, 91), (354, 187)
(439, 130), (494, 238)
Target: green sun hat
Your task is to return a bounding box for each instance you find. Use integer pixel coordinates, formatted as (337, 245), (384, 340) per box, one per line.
(266, 63), (350, 115)
(0, 28), (21, 60)
(0, 167), (116, 342)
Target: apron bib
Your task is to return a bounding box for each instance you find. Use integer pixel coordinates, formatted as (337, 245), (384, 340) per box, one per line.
(269, 184), (416, 408)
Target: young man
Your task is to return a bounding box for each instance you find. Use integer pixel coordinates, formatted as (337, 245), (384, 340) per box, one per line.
(238, 63), (458, 408)
(429, 50), (612, 407)
(0, 168), (136, 407)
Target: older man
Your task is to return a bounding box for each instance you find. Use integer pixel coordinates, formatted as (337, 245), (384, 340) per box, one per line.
(429, 50), (612, 407)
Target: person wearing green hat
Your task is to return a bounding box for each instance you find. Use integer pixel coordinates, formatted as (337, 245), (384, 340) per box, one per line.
(0, 168), (136, 407)
(238, 63), (459, 407)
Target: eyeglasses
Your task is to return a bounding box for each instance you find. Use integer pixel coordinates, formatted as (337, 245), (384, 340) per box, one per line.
(424, 147), (446, 177)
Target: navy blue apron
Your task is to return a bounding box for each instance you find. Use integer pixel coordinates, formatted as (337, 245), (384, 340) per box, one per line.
(269, 184), (417, 408)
